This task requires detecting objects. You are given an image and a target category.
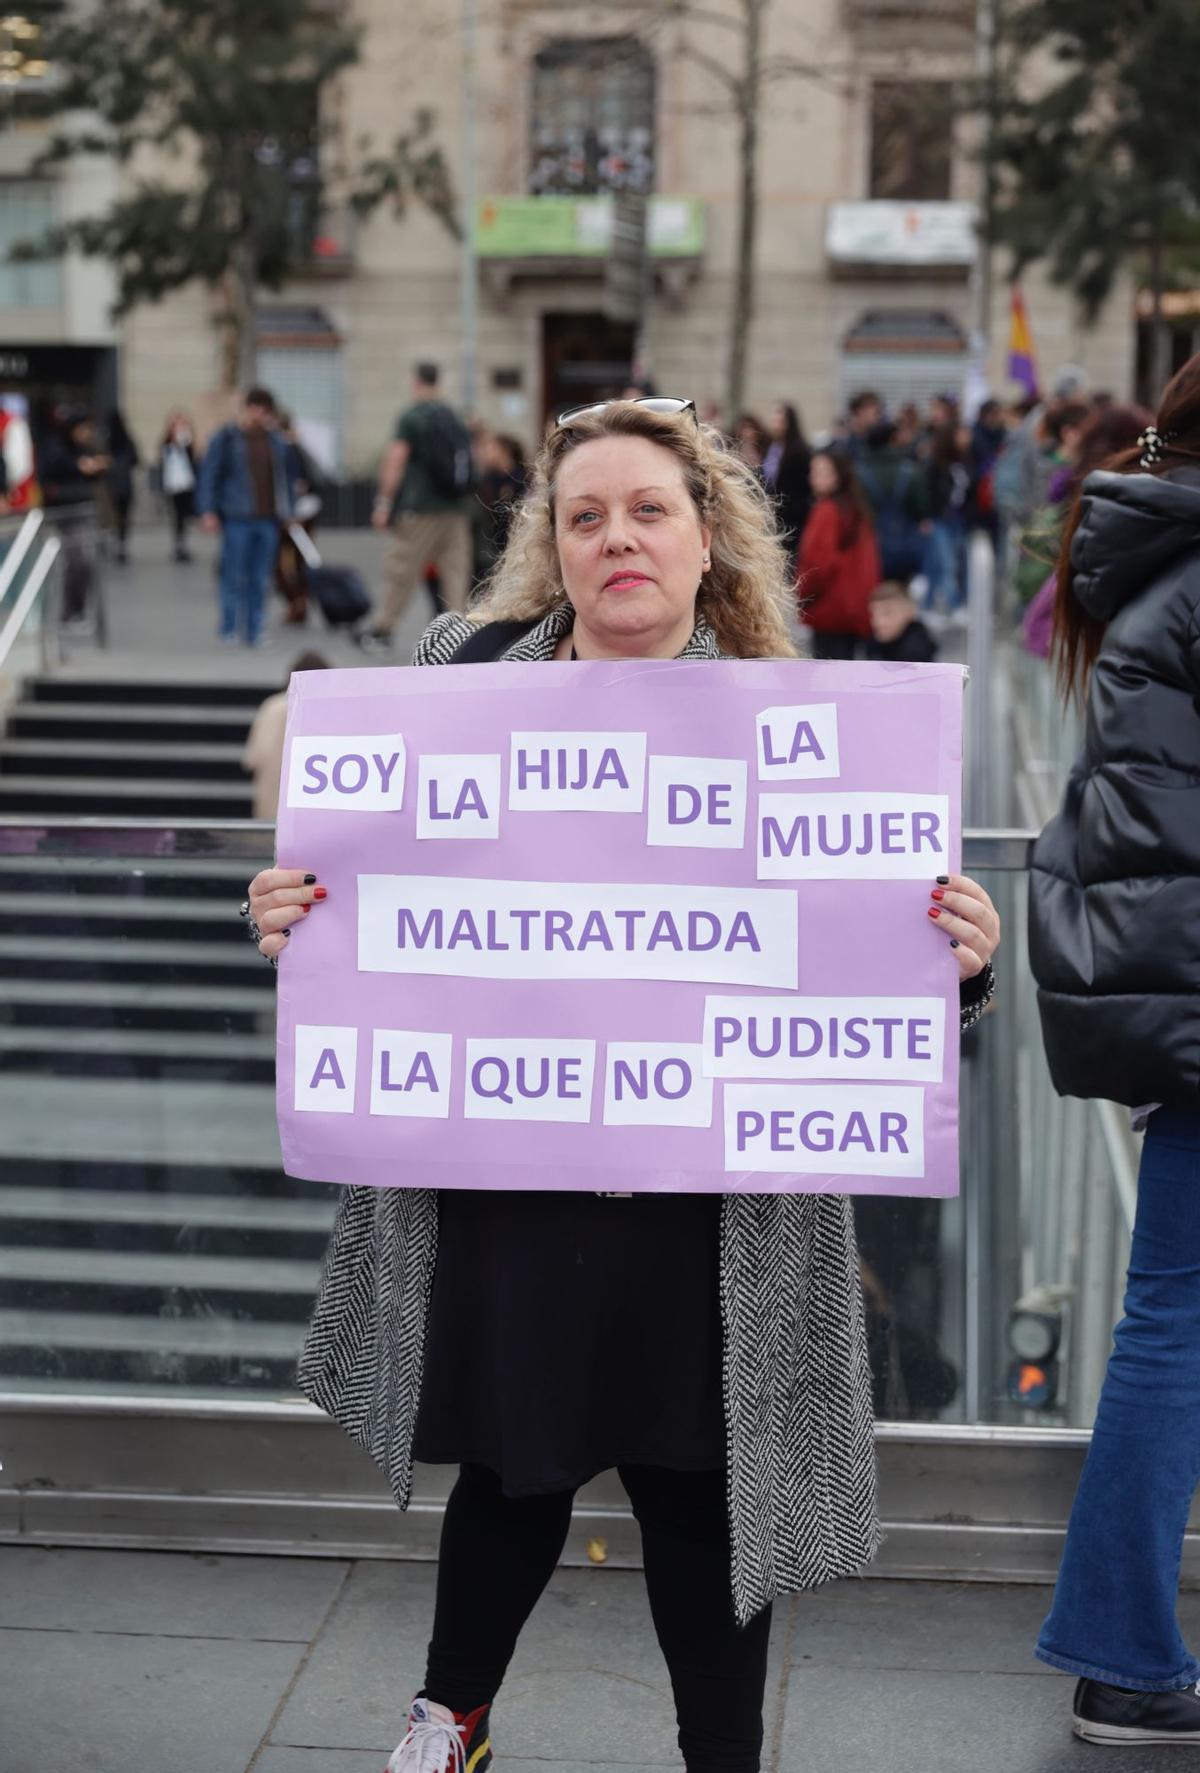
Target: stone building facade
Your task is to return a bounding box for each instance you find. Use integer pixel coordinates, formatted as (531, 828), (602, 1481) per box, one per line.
(9, 0), (1136, 473)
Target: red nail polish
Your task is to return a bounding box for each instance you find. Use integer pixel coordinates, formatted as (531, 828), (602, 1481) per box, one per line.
(313, 886), (328, 900)
(931, 888), (945, 901)
(927, 906), (941, 919)
(302, 904), (311, 914)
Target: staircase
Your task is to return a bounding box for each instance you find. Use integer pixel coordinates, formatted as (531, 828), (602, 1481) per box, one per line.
(0, 675), (266, 818)
(0, 676), (339, 1394)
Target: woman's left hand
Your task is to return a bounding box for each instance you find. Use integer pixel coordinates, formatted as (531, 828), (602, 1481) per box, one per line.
(927, 874), (1000, 982)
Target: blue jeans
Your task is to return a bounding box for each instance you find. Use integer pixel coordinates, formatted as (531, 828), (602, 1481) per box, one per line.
(922, 517), (966, 611)
(1037, 1108), (1200, 1690)
(218, 518), (278, 643)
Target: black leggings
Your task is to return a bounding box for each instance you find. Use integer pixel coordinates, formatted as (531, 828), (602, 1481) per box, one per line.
(425, 1462), (772, 1773)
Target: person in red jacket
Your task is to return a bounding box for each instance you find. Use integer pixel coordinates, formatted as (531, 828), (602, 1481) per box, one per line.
(796, 449), (881, 658)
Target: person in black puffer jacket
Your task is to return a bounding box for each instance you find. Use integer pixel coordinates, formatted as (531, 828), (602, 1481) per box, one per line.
(1029, 354), (1200, 1748)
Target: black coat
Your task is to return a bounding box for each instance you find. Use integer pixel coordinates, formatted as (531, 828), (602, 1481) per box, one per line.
(768, 446), (812, 549)
(864, 618), (938, 664)
(1028, 467), (1200, 1107)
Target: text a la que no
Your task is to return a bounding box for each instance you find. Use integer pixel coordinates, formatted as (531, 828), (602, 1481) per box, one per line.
(291, 1007), (940, 1175)
(286, 704), (948, 877)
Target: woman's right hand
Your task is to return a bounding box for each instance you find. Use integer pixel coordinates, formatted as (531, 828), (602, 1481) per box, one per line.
(247, 867), (326, 960)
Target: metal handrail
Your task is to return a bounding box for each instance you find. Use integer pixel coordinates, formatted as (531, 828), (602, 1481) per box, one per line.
(0, 530), (61, 678)
(0, 507), (44, 608)
(0, 818), (1042, 866)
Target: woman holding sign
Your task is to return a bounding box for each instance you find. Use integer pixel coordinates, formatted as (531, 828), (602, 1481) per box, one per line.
(246, 398), (1000, 1773)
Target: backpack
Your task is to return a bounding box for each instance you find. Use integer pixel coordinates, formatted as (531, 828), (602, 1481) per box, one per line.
(418, 402), (475, 500)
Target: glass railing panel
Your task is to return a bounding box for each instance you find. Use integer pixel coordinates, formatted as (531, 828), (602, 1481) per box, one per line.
(0, 826), (1134, 1429)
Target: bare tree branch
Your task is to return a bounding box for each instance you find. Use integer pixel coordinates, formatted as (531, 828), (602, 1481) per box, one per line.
(660, 0), (745, 32)
(758, 56), (856, 99)
(675, 39), (742, 96)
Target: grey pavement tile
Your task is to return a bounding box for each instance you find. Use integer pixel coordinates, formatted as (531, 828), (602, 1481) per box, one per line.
(790, 1578), (1058, 1675)
(788, 1579), (1200, 1681)
(272, 1561), (680, 1763)
(77, 523), (428, 687)
(0, 1627), (303, 1773)
(777, 1666), (1185, 1773)
(0, 1544), (349, 1641)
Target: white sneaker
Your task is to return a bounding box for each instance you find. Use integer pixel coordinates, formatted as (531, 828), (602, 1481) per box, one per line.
(384, 1696), (493, 1772)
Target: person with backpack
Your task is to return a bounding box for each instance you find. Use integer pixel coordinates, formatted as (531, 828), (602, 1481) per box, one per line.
(855, 417), (929, 585)
(361, 362), (475, 651)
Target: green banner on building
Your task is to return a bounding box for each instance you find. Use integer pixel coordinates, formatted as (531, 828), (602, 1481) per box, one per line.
(476, 196), (705, 259)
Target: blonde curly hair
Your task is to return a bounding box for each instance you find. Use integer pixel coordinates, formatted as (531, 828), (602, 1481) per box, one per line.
(470, 401), (798, 660)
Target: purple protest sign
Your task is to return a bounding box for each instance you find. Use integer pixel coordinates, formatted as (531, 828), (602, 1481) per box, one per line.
(275, 657), (965, 1196)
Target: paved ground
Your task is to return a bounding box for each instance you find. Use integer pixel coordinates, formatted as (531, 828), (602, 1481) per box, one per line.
(2, 1544), (1196, 1773)
(54, 520), (435, 686)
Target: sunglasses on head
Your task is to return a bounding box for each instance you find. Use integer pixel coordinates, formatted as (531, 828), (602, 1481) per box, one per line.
(555, 396), (697, 428)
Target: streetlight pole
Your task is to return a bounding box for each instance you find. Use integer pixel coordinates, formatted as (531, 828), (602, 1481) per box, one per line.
(459, 0), (479, 416)
(964, 0), (999, 411)
(971, 0), (998, 375)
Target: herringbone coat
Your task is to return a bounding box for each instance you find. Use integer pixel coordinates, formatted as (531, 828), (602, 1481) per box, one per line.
(296, 606), (990, 1624)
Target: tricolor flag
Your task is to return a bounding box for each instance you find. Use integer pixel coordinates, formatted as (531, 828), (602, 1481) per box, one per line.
(1006, 285), (1039, 399)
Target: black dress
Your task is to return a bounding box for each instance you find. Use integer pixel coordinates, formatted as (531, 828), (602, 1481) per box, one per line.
(412, 1187), (727, 1496)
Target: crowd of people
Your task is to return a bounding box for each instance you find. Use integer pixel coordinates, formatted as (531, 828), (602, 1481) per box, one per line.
(17, 365), (1166, 672)
(24, 372), (530, 650)
(730, 386), (1002, 655)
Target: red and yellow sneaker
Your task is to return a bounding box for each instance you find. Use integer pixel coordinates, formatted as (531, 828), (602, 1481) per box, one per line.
(384, 1696), (493, 1772)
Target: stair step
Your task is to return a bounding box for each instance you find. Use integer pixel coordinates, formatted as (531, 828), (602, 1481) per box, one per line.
(0, 934), (270, 985)
(0, 775), (254, 816)
(0, 1023), (274, 1081)
(0, 1308), (303, 1358)
(1, 1219), (327, 1263)
(0, 857), (268, 899)
(0, 979), (268, 1010)
(4, 1150), (334, 1200)
(1, 893), (262, 946)
(2, 892), (249, 922)
(10, 703), (258, 743)
(0, 1026), (271, 1059)
(0, 1186), (336, 1233)
(28, 678), (276, 708)
(0, 1075), (280, 1169)
(0, 738), (250, 781)
(1, 977), (266, 1032)
(0, 1247), (321, 1296)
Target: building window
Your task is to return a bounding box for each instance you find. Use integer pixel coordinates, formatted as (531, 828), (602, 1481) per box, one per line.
(868, 81), (954, 201)
(530, 38), (654, 197)
(0, 182), (61, 307)
(0, 13), (52, 117)
(253, 83), (323, 263)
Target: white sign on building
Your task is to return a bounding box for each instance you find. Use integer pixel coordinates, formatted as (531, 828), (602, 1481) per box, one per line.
(826, 202), (978, 267)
